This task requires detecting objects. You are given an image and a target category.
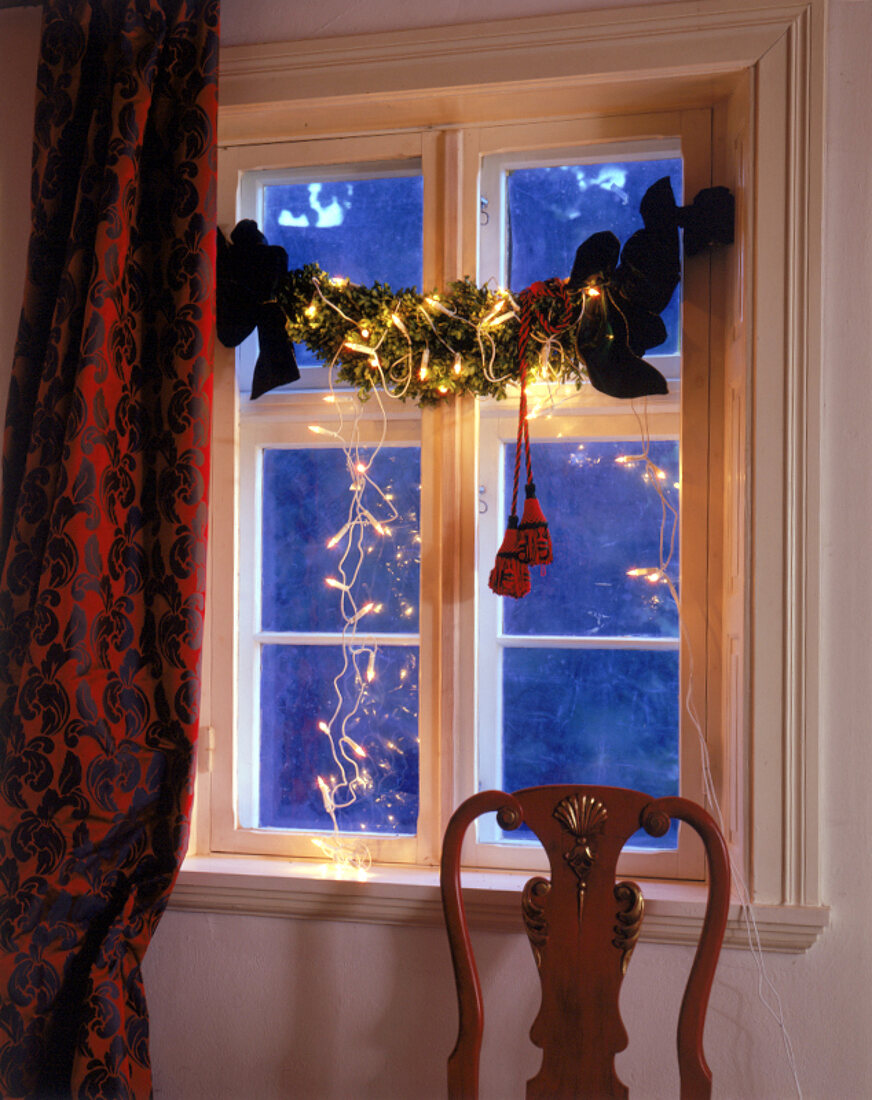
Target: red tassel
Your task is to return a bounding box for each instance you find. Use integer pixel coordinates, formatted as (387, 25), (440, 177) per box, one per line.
(488, 515), (531, 598)
(517, 483), (553, 566)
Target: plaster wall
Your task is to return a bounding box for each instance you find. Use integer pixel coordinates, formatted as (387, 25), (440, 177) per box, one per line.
(0, 2), (870, 1098)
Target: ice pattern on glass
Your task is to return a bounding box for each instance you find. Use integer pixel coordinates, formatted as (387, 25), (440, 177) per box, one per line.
(260, 446), (421, 633)
(259, 644), (419, 833)
(503, 440), (680, 638)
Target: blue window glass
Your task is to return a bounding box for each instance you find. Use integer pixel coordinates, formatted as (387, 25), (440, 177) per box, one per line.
(502, 440), (680, 638)
(500, 647), (679, 849)
(258, 445), (421, 835)
(259, 644), (419, 833)
(506, 158), (682, 354)
(261, 446), (421, 633)
(493, 438), (680, 849)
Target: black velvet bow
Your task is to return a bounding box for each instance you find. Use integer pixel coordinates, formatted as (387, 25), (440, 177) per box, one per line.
(216, 220), (300, 399)
(568, 176), (680, 400)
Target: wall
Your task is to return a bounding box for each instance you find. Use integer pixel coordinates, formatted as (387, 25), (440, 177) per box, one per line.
(0, 2), (870, 1097)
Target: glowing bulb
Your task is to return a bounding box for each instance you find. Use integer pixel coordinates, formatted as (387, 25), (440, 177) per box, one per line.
(325, 577), (348, 591)
(391, 312), (409, 335)
(327, 520), (352, 548)
(424, 296), (452, 315)
(586, 285), (601, 298)
(437, 384), (449, 394)
(366, 652), (376, 682)
(344, 736), (367, 758)
(304, 303), (318, 318)
(318, 721), (331, 735)
(344, 340), (374, 355)
(419, 365), (430, 380)
(626, 567), (662, 582)
(331, 276), (348, 287)
(453, 354), (462, 375)
(356, 461), (368, 474)
(309, 425), (328, 435)
(350, 602), (375, 624)
(359, 327), (370, 339)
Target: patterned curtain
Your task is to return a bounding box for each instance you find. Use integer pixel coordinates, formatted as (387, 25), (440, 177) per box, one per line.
(0, 1), (218, 1096)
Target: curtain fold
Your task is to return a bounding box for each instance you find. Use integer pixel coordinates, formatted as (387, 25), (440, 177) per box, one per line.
(0, 1), (218, 1095)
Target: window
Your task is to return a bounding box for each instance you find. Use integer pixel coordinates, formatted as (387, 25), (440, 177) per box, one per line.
(212, 113), (718, 883)
(194, 5), (828, 950)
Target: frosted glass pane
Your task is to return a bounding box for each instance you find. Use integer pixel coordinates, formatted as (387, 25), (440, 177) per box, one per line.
(506, 158), (682, 354)
(503, 439), (680, 638)
(261, 446), (421, 633)
(499, 647), (679, 848)
(259, 644), (419, 834)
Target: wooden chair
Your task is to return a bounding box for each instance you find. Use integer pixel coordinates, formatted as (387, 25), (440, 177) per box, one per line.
(440, 786), (730, 1099)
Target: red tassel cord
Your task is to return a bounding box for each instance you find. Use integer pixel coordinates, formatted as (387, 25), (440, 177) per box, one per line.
(488, 514), (531, 598)
(488, 281), (573, 594)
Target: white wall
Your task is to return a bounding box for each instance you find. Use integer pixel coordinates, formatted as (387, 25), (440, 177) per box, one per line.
(1, 2), (871, 1097)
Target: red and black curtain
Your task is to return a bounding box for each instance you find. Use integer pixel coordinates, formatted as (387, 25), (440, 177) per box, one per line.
(0, 1), (218, 1096)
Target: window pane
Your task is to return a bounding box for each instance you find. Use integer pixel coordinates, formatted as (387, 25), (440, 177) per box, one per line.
(261, 446), (421, 633)
(506, 158), (682, 354)
(502, 439), (680, 638)
(263, 174), (424, 368)
(259, 643), (419, 834)
(497, 646), (679, 849)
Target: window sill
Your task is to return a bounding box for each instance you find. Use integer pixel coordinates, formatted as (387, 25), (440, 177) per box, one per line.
(171, 854), (828, 954)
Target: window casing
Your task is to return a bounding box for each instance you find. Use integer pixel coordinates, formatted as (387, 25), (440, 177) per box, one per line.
(192, 3), (827, 948)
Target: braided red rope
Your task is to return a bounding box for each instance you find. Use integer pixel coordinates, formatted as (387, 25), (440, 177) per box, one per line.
(511, 280), (575, 513)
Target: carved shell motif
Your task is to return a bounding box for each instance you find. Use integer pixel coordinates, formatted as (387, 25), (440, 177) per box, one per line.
(553, 793), (608, 895)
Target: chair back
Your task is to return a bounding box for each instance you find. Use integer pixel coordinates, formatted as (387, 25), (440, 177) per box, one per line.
(440, 785), (730, 1099)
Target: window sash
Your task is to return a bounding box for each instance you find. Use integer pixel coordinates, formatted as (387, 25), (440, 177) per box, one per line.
(212, 110), (719, 881)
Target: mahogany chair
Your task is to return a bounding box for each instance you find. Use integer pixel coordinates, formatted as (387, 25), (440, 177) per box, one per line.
(440, 786), (730, 1099)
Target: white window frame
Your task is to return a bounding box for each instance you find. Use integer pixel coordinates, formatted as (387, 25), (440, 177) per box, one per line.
(216, 116), (713, 882)
(180, 0), (829, 953)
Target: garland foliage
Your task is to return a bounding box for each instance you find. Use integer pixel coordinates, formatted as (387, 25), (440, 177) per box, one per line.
(278, 263), (589, 405)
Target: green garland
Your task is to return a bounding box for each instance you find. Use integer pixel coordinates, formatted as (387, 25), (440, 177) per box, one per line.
(278, 264), (590, 405)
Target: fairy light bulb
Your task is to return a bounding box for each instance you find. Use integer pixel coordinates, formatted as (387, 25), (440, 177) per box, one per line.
(344, 736), (367, 758)
(325, 577), (348, 591)
(453, 354), (462, 375)
(366, 651), (376, 682)
(304, 303), (318, 318)
(318, 721), (331, 735)
(326, 521), (351, 548)
(351, 601), (375, 623)
(309, 425), (328, 436)
(359, 327), (370, 339)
